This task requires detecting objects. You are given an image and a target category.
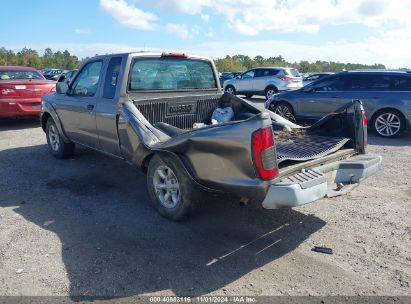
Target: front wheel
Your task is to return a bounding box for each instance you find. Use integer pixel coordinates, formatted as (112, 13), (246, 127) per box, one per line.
(46, 119), (75, 159)
(225, 85), (236, 95)
(271, 102), (296, 123)
(372, 109), (405, 137)
(147, 154), (197, 221)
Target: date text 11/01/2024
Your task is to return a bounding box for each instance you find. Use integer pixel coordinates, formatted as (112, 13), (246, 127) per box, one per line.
(149, 296), (257, 303)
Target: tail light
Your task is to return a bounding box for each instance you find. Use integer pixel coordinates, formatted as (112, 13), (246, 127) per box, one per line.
(0, 88), (18, 97)
(252, 127), (278, 180)
(362, 112), (368, 147)
(277, 76), (293, 81)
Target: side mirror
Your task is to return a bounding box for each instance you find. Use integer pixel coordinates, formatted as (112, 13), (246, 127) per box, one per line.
(56, 81), (69, 94)
(302, 86), (314, 93)
(57, 75), (66, 83)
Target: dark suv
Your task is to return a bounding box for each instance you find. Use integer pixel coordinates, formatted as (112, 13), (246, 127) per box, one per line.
(266, 70), (411, 137)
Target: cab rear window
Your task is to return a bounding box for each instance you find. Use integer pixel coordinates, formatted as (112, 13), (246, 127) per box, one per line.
(128, 58), (217, 91)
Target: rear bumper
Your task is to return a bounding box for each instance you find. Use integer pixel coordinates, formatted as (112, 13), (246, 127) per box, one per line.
(0, 98), (42, 117)
(262, 153), (382, 209)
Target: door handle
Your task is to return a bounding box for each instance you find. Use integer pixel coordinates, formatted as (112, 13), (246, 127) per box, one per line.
(87, 104), (94, 111)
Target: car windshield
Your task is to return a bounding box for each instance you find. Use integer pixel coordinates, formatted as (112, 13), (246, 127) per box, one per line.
(286, 69), (301, 77)
(0, 70), (43, 80)
(129, 58), (217, 91)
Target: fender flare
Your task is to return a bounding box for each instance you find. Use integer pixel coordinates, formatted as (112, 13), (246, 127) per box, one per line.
(41, 102), (71, 143)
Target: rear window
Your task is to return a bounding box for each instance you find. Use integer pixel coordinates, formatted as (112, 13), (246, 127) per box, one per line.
(285, 68), (300, 77)
(0, 70), (43, 80)
(129, 58), (217, 91)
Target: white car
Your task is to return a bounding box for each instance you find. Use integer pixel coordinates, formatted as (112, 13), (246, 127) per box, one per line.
(223, 67), (303, 99)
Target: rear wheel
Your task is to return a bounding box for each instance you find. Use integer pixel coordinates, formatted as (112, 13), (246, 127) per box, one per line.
(147, 154), (197, 221)
(46, 119), (75, 159)
(271, 102), (296, 123)
(225, 85), (236, 95)
(265, 86), (278, 99)
(372, 109), (405, 137)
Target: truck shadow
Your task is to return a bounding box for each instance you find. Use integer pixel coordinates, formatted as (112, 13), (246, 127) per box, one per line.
(0, 117), (40, 131)
(0, 144), (325, 298)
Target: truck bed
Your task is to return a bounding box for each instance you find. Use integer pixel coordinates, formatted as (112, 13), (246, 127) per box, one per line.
(273, 130), (351, 165)
(129, 92), (357, 169)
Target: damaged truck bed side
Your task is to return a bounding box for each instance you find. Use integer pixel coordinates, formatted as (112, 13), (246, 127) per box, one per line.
(41, 52), (381, 220)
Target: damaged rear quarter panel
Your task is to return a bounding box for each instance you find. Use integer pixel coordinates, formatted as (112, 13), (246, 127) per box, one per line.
(119, 101), (272, 201)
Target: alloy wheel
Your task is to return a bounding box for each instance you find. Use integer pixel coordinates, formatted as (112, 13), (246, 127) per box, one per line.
(266, 89), (276, 99)
(225, 87), (234, 94)
(274, 105), (296, 122)
(48, 124), (60, 152)
(374, 113), (401, 137)
(153, 165), (181, 209)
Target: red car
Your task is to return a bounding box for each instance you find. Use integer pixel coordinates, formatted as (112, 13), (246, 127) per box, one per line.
(0, 66), (56, 117)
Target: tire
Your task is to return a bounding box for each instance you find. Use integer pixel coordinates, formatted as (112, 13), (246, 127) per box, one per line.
(372, 109), (405, 138)
(245, 94), (253, 98)
(46, 118), (75, 159)
(225, 85), (236, 95)
(265, 86), (278, 100)
(147, 154), (197, 221)
(271, 102), (296, 123)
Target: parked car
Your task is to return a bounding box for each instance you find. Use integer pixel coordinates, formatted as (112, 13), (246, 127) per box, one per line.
(57, 69), (78, 82)
(265, 70), (411, 137)
(303, 72), (333, 86)
(43, 69), (65, 80)
(41, 52), (380, 221)
(223, 67), (303, 99)
(219, 71), (242, 87)
(0, 66), (56, 117)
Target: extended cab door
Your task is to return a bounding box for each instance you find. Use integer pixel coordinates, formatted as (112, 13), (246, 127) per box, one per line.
(95, 56), (123, 156)
(54, 60), (104, 148)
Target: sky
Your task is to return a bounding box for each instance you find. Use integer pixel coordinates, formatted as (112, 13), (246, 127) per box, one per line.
(1, 0), (411, 68)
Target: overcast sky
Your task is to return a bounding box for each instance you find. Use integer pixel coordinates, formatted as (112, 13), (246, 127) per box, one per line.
(2, 0), (411, 68)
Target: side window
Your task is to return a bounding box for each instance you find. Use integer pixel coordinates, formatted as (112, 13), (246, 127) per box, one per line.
(267, 69), (279, 76)
(254, 69), (266, 77)
(308, 75), (320, 81)
(71, 61), (103, 97)
(391, 76), (411, 91)
(314, 76), (345, 91)
(348, 75), (390, 91)
(242, 70), (255, 79)
(103, 57), (122, 99)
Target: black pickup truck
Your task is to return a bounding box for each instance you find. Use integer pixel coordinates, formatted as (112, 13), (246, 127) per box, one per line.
(41, 52), (381, 220)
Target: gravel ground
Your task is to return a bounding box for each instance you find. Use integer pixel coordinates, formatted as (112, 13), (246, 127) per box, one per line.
(0, 116), (410, 298)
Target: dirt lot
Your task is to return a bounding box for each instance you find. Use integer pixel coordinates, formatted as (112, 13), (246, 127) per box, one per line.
(0, 116), (410, 298)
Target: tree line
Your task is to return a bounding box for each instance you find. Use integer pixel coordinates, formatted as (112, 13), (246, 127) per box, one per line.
(1, 47), (387, 73)
(0, 47), (80, 70)
(214, 55), (386, 73)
